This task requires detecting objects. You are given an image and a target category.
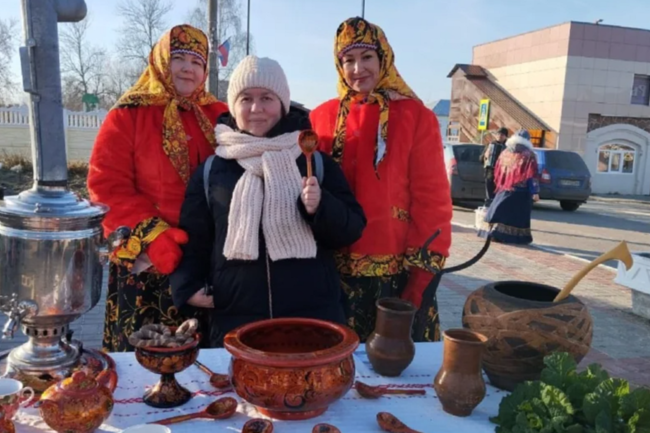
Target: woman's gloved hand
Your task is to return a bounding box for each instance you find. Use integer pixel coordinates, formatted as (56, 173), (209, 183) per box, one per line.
(400, 267), (434, 309)
(146, 228), (189, 274)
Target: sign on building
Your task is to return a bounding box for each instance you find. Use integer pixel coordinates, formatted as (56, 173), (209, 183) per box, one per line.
(478, 99), (490, 131)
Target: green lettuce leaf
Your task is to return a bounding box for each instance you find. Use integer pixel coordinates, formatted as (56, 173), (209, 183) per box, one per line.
(541, 353), (578, 390)
(594, 411), (614, 433)
(542, 384), (575, 418)
(565, 366), (608, 411)
(583, 379), (630, 426)
(620, 388), (650, 422)
(627, 409), (650, 433)
(493, 381), (543, 427)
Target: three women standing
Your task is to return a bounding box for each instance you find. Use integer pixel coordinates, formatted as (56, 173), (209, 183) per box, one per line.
(310, 18), (453, 342)
(88, 25), (228, 351)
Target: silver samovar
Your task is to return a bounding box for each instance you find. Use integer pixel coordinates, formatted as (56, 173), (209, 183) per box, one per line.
(0, 0), (112, 392)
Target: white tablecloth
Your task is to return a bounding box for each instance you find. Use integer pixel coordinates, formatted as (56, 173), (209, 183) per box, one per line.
(15, 343), (505, 432)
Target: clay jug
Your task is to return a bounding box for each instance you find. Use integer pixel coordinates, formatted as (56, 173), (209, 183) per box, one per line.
(366, 298), (416, 377)
(433, 329), (488, 417)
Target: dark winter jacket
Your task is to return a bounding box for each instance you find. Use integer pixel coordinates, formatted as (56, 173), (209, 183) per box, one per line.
(483, 140), (506, 171)
(170, 112), (367, 347)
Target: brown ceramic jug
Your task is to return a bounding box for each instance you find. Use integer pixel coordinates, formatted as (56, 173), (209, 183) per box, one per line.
(366, 298), (416, 377)
(433, 329), (488, 417)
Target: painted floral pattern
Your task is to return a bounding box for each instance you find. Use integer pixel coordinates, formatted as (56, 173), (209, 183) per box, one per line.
(111, 217), (169, 271)
(102, 264), (184, 352)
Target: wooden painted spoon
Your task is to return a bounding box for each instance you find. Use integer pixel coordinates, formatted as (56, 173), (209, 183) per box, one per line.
(149, 397), (237, 425)
(312, 423), (341, 433)
(356, 381), (426, 399)
(242, 418), (273, 433)
(377, 412), (423, 433)
(298, 130), (319, 179)
(194, 360), (231, 388)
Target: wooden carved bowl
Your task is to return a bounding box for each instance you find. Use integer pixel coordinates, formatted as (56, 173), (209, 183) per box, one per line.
(462, 281), (593, 391)
(134, 332), (200, 408)
(224, 318), (359, 421)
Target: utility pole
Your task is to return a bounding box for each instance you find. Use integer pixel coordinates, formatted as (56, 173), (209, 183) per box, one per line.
(361, 0), (365, 18)
(207, 0), (219, 97)
(246, 0), (250, 55)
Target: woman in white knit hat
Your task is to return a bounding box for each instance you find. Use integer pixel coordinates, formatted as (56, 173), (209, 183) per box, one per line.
(170, 55), (367, 347)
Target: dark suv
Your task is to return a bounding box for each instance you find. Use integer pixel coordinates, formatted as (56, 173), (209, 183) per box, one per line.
(533, 149), (591, 211)
(443, 143), (485, 201)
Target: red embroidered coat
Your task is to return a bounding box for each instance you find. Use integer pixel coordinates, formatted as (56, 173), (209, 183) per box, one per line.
(310, 98), (452, 303)
(88, 103), (228, 237)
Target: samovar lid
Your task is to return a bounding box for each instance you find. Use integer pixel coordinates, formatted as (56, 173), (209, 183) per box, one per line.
(0, 187), (107, 231)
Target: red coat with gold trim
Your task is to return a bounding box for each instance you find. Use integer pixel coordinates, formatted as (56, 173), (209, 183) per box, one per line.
(88, 103), (228, 237)
(310, 98), (452, 305)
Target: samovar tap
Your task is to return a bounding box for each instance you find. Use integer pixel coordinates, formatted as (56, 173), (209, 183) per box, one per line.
(0, 295), (39, 339)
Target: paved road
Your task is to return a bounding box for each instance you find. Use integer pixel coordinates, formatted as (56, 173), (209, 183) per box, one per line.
(453, 199), (650, 268)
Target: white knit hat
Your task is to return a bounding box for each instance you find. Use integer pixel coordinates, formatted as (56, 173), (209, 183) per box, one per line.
(227, 55), (291, 115)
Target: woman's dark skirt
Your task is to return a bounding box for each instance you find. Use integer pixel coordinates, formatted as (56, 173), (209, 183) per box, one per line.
(477, 189), (533, 244)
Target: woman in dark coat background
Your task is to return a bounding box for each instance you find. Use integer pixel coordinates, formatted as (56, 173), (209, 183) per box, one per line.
(170, 55), (366, 347)
(478, 129), (539, 244)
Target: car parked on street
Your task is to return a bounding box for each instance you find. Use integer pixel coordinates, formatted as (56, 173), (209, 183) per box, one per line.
(533, 149), (591, 211)
(443, 143), (592, 211)
(443, 142), (485, 202)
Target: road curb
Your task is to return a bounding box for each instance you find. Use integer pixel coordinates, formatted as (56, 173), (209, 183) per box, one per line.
(589, 196), (650, 207)
(451, 221), (616, 273)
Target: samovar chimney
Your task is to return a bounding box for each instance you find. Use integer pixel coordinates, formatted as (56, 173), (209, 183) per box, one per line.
(0, 0), (111, 392)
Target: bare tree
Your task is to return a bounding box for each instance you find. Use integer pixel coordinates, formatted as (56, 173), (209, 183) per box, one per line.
(187, 0), (253, 83)
(59, 17), (107, 110)
(116, 0), (172, 68)
(102, 55), (140, 108)
(0, 19), (18, 105)
(61, 76), (85, 111)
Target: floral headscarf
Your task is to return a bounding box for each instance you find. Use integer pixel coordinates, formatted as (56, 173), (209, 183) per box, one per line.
(494, 130), (539, 193)
(333, 17), (419, 172)
(115, 24), (218, 183)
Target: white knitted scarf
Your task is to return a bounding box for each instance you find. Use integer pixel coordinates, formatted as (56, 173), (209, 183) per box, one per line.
(215, 124), (317, 261)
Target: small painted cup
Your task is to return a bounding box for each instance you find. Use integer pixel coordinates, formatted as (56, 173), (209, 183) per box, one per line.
(0, 378), (34, 420)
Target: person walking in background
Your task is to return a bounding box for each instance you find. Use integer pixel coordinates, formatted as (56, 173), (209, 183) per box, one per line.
(478, 129), (539, 244)
(482, 127), (508, 206)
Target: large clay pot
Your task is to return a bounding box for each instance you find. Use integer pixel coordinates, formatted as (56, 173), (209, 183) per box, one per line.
(224, 318), (359, 421)
(366, 298), (416, 377)
(433, 329), (487, 417)
(462, 281), (593, 391)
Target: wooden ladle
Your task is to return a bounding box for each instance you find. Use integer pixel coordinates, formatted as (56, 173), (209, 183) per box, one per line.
(149, 397), (237, 425)
(312, 423), (341, 433)
(356, 381), (426, 399)
(377, 412), (423, 433)
(242, 418), (274, 433)
(554, 240), (633, 302)
(298, 130), (319, 179)
(194, 360), (231, 388)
